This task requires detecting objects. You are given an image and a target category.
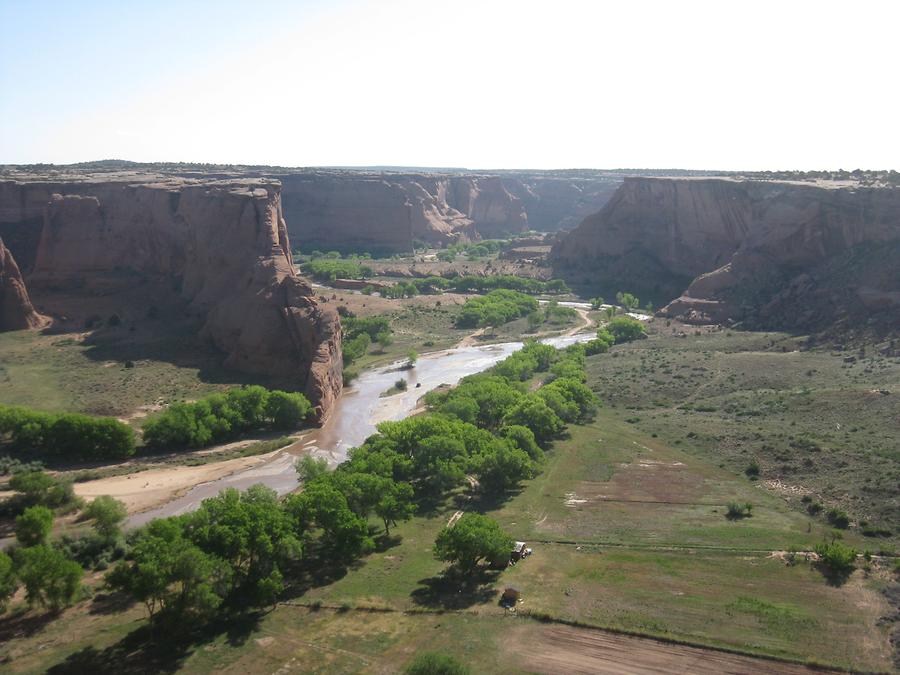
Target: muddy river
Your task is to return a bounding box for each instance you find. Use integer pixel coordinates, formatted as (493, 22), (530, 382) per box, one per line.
(129, 332), (593, 527)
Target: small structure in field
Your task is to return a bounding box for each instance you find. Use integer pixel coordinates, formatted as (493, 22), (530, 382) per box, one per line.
(501, 586), (521, 606)
(511, 541), (531, 562)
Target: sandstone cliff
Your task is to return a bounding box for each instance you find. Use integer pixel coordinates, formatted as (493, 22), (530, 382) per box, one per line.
(552, 177), (900, 331)
(0, 237), (48, 331)
(0, 174), (342, 419)
(500, 173), (621, 231)
(275, 172), (527, 252)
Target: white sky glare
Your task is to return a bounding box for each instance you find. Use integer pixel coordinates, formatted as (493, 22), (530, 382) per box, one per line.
(1, 0), (897, 170)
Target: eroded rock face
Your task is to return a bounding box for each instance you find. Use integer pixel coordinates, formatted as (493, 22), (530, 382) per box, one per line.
(553, 177), (900, 331)
(0, 237), (48, 331)
(275, 172), (528, 252)
(500, 174), (622, 232)
(0, 174), (342, 420)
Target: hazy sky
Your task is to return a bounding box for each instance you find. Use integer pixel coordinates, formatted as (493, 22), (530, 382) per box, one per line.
(1, 0), (896, 170)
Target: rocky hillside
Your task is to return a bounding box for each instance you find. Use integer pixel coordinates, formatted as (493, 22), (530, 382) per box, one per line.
(0, 172), (342, 419)
(0, 237), (48, 331)
(552, 177), (900, 333)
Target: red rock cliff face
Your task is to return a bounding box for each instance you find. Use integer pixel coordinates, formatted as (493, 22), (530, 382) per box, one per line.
(275, 172), (527, 252)
(0, 175), (343, 420)
(500, 174), (622, 232)
(0, 237), (48, 331)
(552, 177), (900, 330)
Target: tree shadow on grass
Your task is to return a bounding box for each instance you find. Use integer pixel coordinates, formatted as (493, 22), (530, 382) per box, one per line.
(0, 607), (63, 642)
(46, 611), (264, 675)
(814, 562), (854, 587)
(89, 590), (137, 616)
(411, 567), (501, 610)
(279, 543), (368, 601)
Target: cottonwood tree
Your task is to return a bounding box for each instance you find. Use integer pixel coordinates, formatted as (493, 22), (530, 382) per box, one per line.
(15, 505), (53, 547)
(0, 551), (17, 613)
(107, 518), (228, 624)
(15, 545), (82, 611)
(185, 485), (301, 607)
(83, 495), (128, 541)
(433, 513), (513, 572)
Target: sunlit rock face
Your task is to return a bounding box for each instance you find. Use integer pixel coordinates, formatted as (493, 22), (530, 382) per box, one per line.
(553, 177), (900, 331)
(0, 173), (342, 420)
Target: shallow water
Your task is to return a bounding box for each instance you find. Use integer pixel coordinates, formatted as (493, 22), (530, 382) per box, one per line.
(128, 332), (594, 526)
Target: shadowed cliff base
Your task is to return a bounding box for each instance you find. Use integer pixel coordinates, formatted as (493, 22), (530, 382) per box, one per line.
(0, 281), (296, 419)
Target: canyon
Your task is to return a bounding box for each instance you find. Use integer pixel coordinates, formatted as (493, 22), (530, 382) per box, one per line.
(260, 170), (623, 252)
(0, 172), (342, 419)
(552, 176), (900, 332)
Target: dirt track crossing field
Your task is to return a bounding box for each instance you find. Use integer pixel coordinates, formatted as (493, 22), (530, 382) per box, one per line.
(510, 624), (836, 675)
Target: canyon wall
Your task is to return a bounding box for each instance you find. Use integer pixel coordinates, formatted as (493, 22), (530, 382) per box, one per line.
(552, 177), (900, 331)
(274, 171), (620, 252)
(0, 237), (48, 331)
(0, 174), (342, 419)
(274, 172), (527, 252)
(500, 174), (622, 232)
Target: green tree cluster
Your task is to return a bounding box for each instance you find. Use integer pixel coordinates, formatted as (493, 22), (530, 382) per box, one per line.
(455, 289), (539, 329)
(607, 316), (647, 343)
(8, 470), (78, 510)
(0, 405), (135, 460)
(301, 258), (373, 281)
(342, 315), (394, 364)
(142, 386), (311, 450)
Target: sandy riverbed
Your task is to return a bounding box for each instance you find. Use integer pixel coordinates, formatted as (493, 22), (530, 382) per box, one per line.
(73, 451), (280, 515)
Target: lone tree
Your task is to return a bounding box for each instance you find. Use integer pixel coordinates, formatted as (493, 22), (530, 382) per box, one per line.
(433, 513), (513, 572)
(15, 505), (54, 547)
(83, 495), (128, 540)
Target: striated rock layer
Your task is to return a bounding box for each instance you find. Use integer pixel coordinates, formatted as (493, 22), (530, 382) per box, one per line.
(0, 174), (342, 420)
(552, 177), (900, 331)
(274, 171), (527, 252)
(0, 237), (48, 331)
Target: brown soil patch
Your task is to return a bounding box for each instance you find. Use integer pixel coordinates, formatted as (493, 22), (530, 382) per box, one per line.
(506, 623), (836, 675)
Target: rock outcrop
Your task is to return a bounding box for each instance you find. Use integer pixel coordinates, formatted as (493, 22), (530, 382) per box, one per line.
(0, 237), (48, 331)
(552, 177), (900, 331)
(0, 173), (342, 419)
(500, 173), (622, 232)
(275, 172), (528, 252)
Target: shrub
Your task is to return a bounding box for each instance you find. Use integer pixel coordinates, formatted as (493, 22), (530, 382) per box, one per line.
(726, 501), (753, 519)
(815, 540), (856, 575)
(404, 652), (470, 675)
(826, 508), (850, 529)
